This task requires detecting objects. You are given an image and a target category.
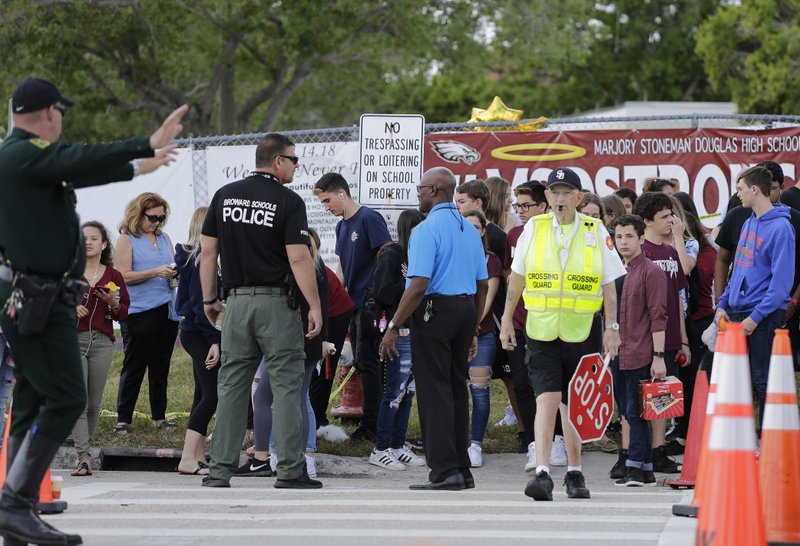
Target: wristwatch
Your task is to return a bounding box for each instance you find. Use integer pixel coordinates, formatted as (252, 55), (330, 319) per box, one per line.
(606, 322), (620, 331)
(652, 351), (665, 358)
(387, 320), (400, 332)
(203, 298), (219, 305)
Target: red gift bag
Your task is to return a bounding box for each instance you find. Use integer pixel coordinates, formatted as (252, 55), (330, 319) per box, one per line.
(640, 376), (684, 420)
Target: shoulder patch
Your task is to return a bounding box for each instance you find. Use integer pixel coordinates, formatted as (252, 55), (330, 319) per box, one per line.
(29, 138), (51, 149)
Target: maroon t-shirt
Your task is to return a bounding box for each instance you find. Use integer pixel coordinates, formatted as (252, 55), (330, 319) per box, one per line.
(505, 225), (528, 332)
(691, 245), (717, 321)
(78, 266), (129, 342)
(642, 240), (687, 351)
(478, 252), (503, 336)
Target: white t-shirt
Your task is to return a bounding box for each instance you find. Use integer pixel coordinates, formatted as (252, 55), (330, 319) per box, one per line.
(511, 214), (626, 286)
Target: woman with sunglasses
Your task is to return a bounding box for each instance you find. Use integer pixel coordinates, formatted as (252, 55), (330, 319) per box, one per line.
(114, 192), (180, 434)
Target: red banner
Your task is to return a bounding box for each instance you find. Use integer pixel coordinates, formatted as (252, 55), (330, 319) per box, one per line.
(424, 127), (800, 226)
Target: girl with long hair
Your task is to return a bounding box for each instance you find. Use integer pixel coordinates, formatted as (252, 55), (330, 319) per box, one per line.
(462, 210), (503, 468)
(175, 207), (220, 475)
(367, 209), (426, 469)
(71, 221), (130, 476)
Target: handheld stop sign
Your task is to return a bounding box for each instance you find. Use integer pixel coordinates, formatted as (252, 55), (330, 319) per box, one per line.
(568, 353), (614, 443)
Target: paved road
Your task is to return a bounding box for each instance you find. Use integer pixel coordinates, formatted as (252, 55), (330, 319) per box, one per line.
(47, 452), (697, 546)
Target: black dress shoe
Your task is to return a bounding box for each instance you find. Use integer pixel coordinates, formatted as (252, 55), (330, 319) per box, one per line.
(274, 474), (323, 489)
(462, 472), (475, 489)
(409, 473), (466, 491)
(201, 475), (230, 488)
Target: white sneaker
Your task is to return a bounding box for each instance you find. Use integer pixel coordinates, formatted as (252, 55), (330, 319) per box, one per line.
(495, 404), (517, 426)
(390, 446), (426, 467)
(369, 448), (405, 470)
(550, 435), (568, 466)
(467, 443), (483, 468)
(524, 441), (537, 472)
(269, 452), (277, 472)
(305, 455), (317, 478)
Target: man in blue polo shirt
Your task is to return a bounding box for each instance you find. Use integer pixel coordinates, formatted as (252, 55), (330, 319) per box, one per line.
(379, 167), (488, 490)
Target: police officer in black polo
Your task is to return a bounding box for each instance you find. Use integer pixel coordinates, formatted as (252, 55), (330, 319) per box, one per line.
(0, 77), (186, 545)
(379, 167), (488, 490)
(200, 133), (323, 489)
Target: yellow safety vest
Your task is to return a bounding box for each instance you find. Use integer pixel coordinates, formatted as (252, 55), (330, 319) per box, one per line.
(522, 212), (604, 342)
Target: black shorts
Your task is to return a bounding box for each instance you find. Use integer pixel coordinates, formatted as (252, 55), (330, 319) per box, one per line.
(491, 332), (512, 379)
(526, 315), (603, 404)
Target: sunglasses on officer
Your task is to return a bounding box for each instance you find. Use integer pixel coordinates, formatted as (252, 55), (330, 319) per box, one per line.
(52, 103), (67, 117)
(276, 154), (299, 165)
(144, 213), (167, 223)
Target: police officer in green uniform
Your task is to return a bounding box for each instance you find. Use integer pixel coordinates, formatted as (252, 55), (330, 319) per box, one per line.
(0, 77), (187, 545)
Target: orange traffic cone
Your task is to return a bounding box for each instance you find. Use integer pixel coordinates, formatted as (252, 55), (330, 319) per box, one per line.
(666, 369), (709, 489)
(695, 322), (766, 545)
(759, 329), (800, 545)
(330, 367), (364, 420)
(673, 330), (725, 517)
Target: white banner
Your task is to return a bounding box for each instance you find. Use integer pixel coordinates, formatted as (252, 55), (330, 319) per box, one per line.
(75, 148), (195, 252)
(205, 142), (368, 268)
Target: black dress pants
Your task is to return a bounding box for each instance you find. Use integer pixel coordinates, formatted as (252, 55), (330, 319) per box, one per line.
(411, 295), (476, 483)
(117, 303), (178, 423)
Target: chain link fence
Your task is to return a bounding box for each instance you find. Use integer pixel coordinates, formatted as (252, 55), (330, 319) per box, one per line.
(177, 114), (800, 207)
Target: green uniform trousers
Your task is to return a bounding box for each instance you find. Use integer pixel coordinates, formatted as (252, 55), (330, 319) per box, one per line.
(0, 281), (86, 442)
(209, 291), (306, 480)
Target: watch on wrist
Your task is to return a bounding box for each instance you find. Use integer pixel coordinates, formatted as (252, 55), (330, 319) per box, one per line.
(203, 298), (218, 305)
(387, 320), (399, 332)
(606, 322), (619, 331)
(652, 351), (665, 358)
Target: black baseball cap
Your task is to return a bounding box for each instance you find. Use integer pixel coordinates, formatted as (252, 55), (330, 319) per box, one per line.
(546, 167), (582, 191)
(11, 78), (74, 114)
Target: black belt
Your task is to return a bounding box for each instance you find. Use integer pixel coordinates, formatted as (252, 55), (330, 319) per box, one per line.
(229, 286), (289, 296)
(428, 294), (472, 299)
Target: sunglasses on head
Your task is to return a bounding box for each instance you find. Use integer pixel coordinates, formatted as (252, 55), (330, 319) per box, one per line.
(144, 214), (166, 223)
(277, 154), (299, 165)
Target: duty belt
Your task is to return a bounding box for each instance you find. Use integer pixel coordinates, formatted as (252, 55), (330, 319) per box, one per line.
(229, 286), (289, 297)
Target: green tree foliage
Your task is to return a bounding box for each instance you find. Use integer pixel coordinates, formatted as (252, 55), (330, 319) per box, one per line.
(696, 0), (800, 114)
(0, 0), (482, 139)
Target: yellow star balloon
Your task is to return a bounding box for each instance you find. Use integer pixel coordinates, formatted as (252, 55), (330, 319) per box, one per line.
(467, 96), (548, 132)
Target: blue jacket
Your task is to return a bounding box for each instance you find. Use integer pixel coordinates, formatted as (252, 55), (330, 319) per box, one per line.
(719, 204), (795, 323)
(175, 244), (221, 345)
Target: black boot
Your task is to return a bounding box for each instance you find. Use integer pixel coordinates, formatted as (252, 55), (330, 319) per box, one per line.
(5, 436), (81, 546)
(0, 432), (80, 545)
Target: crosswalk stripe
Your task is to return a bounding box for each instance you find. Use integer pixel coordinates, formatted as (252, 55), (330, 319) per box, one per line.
(51, 527), (663, 541)
(66, 497), (677, 509)
(47, 512), (669, 524)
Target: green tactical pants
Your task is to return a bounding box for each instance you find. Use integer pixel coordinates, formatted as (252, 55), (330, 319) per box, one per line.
(209, 291), (306, 480)
(0, 281), (87, 442)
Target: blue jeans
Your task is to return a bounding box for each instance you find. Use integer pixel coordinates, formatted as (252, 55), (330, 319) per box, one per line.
(469, 333), (495, 444)
(621, 365), (652, 468)
(729, 308), (784, 430)
(375, 335), (415, 451)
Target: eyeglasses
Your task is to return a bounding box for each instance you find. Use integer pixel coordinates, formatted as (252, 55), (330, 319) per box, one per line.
(52, 103), (66, 117)
(416, 184), (440, 194)
(512, 202), (540, 213)
(144, 214), (166, 223)
(276, 154), (299, 165)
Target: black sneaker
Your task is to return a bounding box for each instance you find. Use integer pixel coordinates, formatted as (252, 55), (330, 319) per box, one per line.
(615, 467), (645, 487)
(274, 470), (323, 489)
(662, 439), (685, 456)
(643, 470), (657, 486)
(652, 446), (682, 473)
(350, 426), (376, 442)
(524, 470), (554, 501)
(609, 449), (628, 479)
(564, 470), (591, 499)
(234, 457), (274, 477)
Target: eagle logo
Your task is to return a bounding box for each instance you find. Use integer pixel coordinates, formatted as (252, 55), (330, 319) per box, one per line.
(430, 140), (481, 164)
